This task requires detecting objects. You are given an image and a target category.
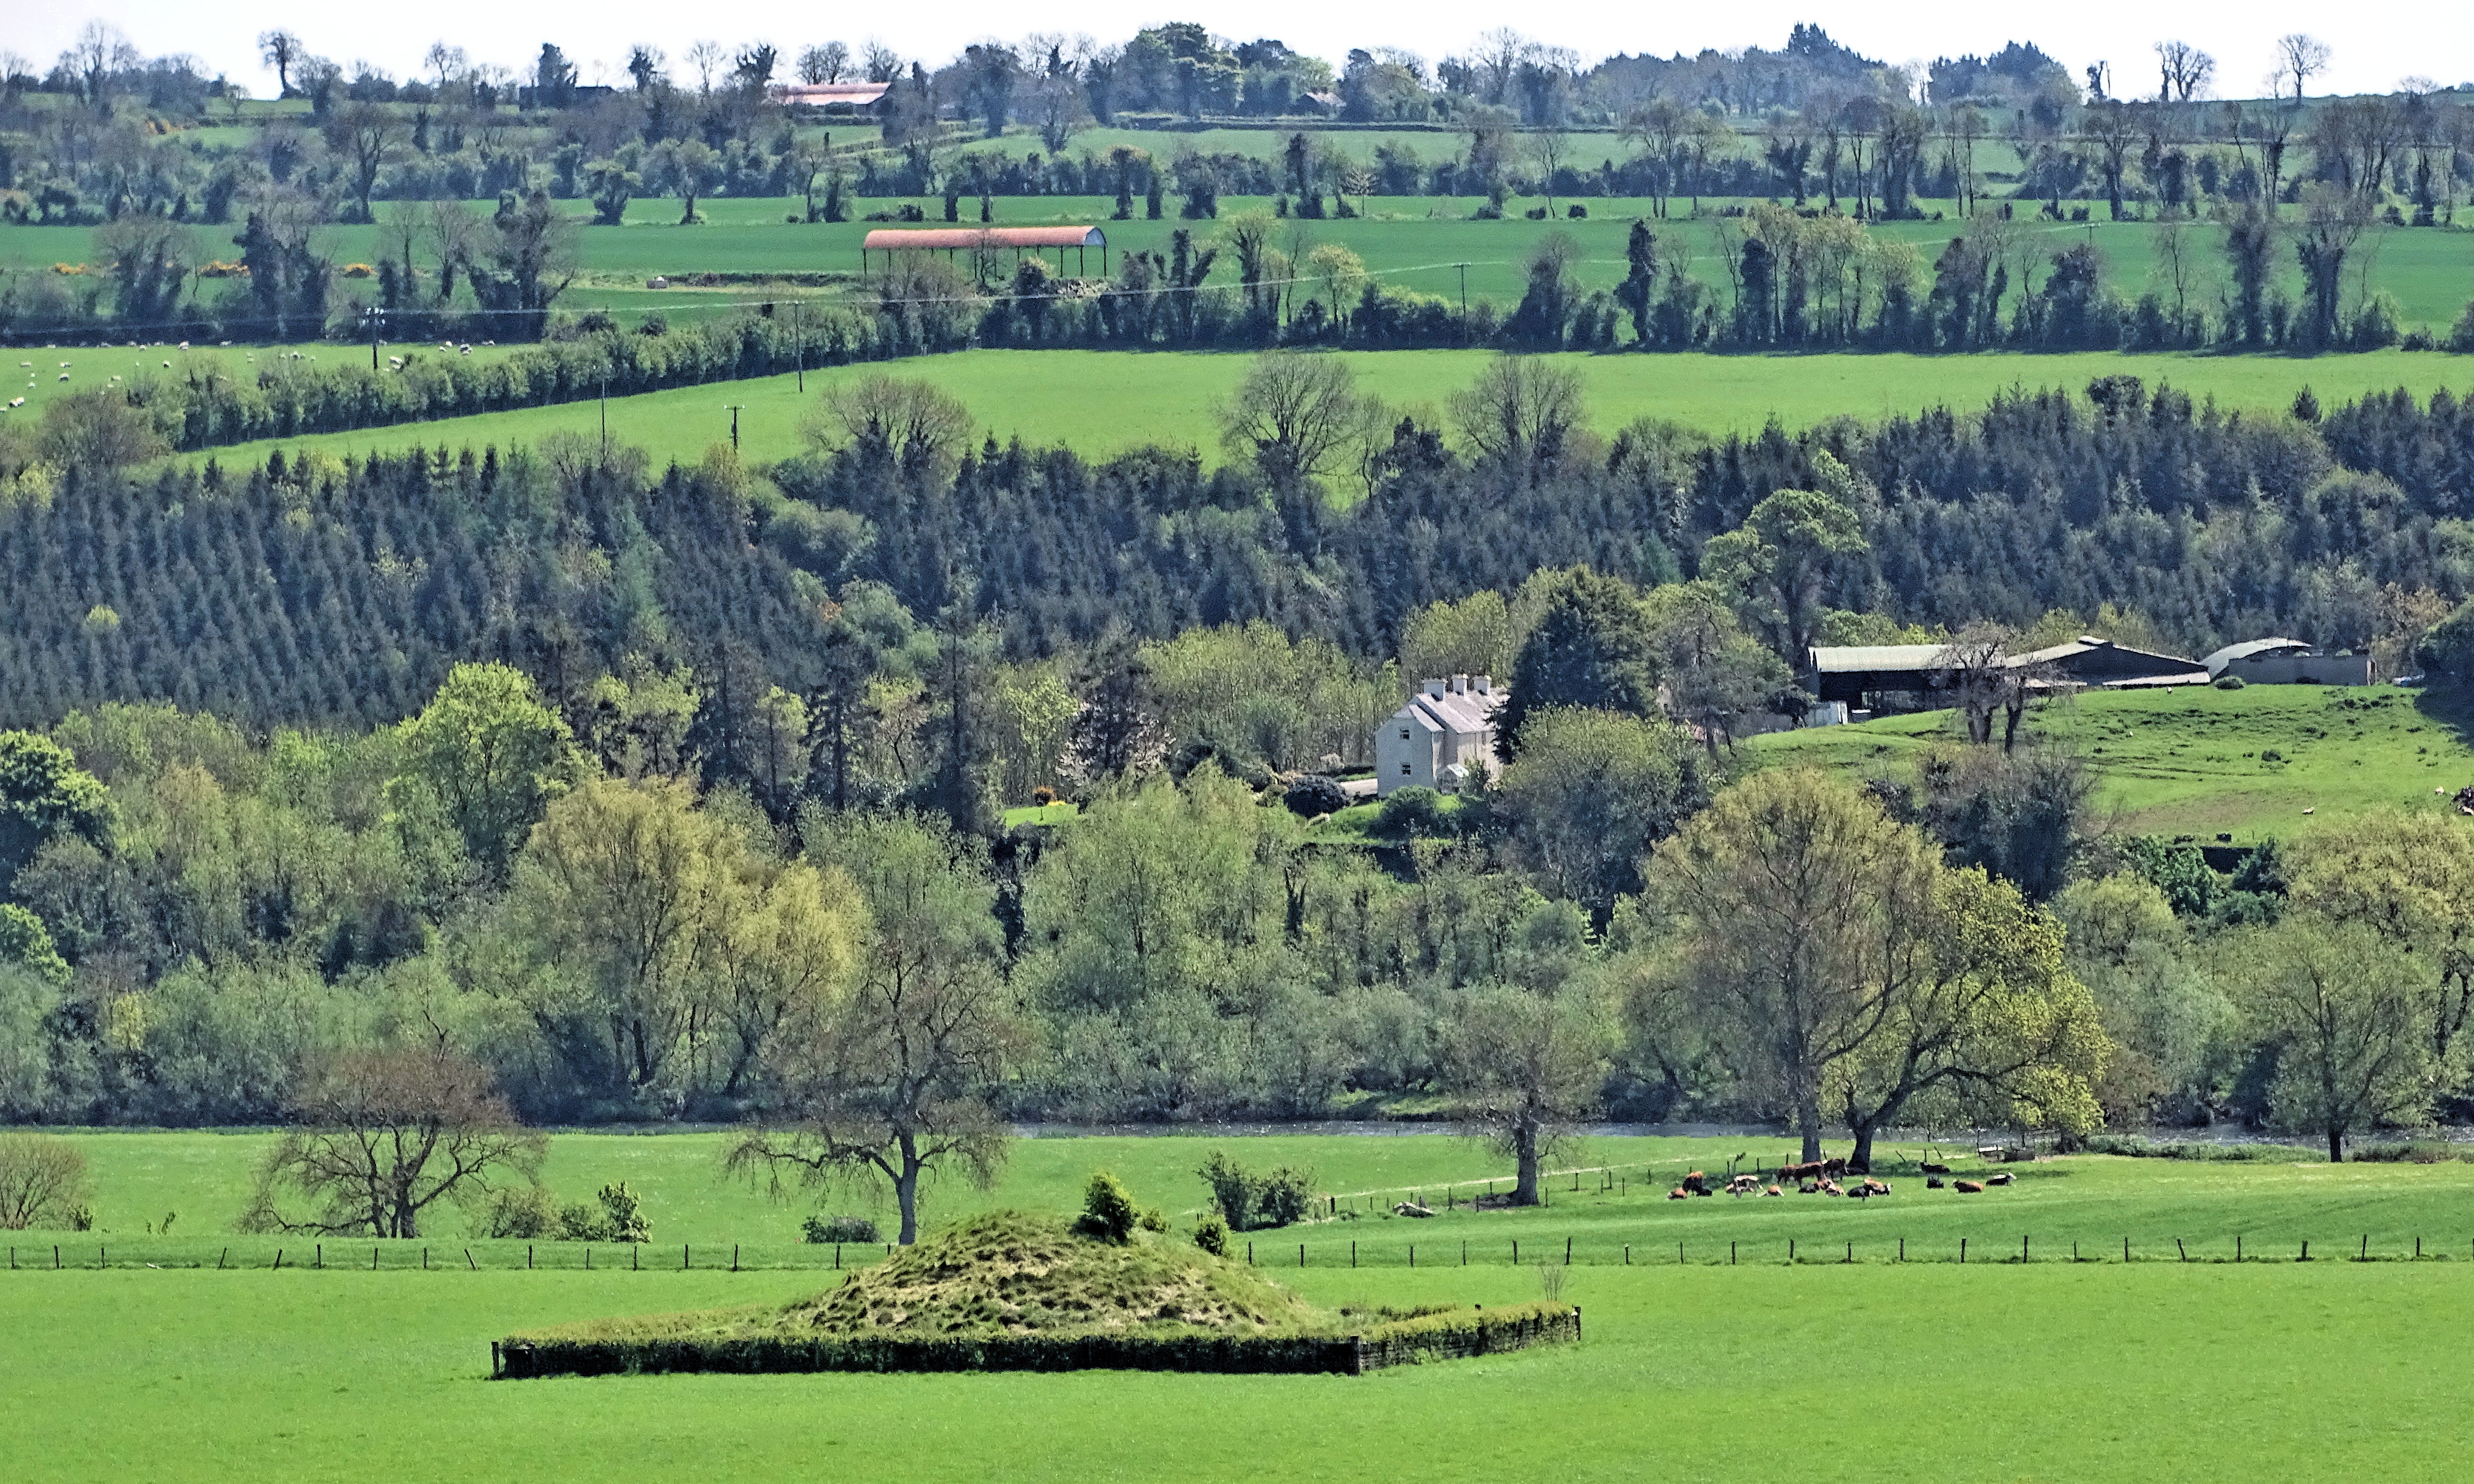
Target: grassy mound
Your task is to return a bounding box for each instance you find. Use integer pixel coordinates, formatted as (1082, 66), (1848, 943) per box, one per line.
(496, 1211), (1580, 1376)
(773, 1211), (1329, 1338)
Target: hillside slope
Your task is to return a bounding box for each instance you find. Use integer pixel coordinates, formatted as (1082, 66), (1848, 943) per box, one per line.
(1745, 683), (2474, 844)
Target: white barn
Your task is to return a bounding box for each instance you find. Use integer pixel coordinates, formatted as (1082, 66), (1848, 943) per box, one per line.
(1375, 676), (1503, 796)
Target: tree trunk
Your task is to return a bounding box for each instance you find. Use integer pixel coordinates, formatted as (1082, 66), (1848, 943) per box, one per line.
(1797, 1091), (1824, 1164)
(1512, 1124), (1541, 1206)
(895, 1131), (922, 1243)
(1850, 1120), (1878, 1174)
(2327, 1128), (2344, 1164)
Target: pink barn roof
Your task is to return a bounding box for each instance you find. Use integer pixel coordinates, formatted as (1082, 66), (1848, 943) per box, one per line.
(860, 226), (1107, 251)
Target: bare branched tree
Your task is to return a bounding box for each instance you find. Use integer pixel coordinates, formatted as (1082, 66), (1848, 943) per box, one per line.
(242, 1047), (543, 1239)
(1216, 352), (1363, 482)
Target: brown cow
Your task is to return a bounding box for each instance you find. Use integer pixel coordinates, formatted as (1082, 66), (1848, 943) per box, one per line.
(1954, 1180), (1985, 1193)
(1667, 1186), (1689, 1200)
(1682, 1170), (1708, 1194)
(1763, 1184), (1783, 1197)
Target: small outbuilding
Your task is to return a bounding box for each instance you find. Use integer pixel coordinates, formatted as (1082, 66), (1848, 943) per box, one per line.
(2201, 638), (2373, 686)
(1376, 676), (1502, 796)
(859, 225), (1109, 277)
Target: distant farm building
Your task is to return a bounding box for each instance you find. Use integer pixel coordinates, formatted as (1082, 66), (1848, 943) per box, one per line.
(859, 226), (1109, 277)
(1805, 636), (2207, 712)
(1376, 676), (1502, 796)
(769, 82), (892, 116)
(2202, 638), (2373, 686)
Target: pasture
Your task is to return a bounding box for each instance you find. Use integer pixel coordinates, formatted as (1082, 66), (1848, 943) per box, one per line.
(9, 198), (2474, 328)
(10, 1132), (2474, 1484)
(1747, 683), (2474, 843)
(27, 1127), (2474, 1264)
(175, 346), (2474, 472)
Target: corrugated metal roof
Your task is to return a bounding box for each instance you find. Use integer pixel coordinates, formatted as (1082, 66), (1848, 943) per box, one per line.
(1809, 645), (1950, 672)
(860, 226), (1107, 251)
(2202, 637), (2311, 676)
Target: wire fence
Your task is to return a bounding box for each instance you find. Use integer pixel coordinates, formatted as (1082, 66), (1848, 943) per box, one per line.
(11, 1229), (2469, 1273)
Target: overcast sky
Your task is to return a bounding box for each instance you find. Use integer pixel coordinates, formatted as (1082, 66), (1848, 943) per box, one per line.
(14, 2), (2470, 100)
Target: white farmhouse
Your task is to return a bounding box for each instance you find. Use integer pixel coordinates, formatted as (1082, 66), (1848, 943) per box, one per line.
(1374, 676), (1503, 796)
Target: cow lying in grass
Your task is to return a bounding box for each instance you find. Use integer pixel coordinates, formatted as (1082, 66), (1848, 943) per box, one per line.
(1953, 1179), (1986, 1193)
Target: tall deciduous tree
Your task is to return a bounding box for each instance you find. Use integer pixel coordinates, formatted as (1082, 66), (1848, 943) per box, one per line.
(1825, 865), (2109, 1170)
(732, 813), (1023, 1243)
(241, 1046), (544, 1237)
(1494, 707), (1704, 920)
(1699, 458), (1870, 669)
(1216, 352), (1363, 483)
(1439, 900), (1608, 1205)
(1649, 769), (1946, 1162)
(2288, 812), (2474, 1091)
(388, 663), (586, 884)
(2231, 917), (2433, 1161)
(0, 732), (108, 896)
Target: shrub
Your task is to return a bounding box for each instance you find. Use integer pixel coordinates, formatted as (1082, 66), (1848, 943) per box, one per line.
(485, 1185), (561, 1239)
(2451, 299), (2474, 354)
(1283, 774), (1347, 817)
(1374, 785), (1450, 837)
(1074, 1170), (1141, 1243)
(2213, 675), (2245, 690)
(558, 1201), (612, 1241)
(803, 1213), (882, 1244)
(0, 1132), (92, 1230)
(1139, 1207), (1168, 1233)
(596, 1181), (650, 1243)
(1196, 1150), (1319, 1230)
(1192, 1214), (1230, 1256)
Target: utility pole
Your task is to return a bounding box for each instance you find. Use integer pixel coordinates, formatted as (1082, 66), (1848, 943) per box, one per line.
(1455, 263), (1469, 344)
(599, 372), (608, 441)
(792, 299), (804, 393)
(724, 403), (744, 451)
(366, 306), (381, 371)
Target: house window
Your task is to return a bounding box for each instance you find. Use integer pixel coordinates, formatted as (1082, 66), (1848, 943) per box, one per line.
(1400, 763), (1411, 775)
(1399, 729), (1410, 741)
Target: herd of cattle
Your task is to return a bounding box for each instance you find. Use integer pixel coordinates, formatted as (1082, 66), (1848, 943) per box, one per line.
(1668, 1160), (2019, 1201)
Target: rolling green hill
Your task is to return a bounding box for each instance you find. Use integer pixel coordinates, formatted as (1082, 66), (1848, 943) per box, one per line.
(1746, 683), (2474, 844)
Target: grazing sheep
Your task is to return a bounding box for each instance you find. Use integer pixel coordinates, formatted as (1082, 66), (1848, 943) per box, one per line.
(1954, 1180), (1985, 1193)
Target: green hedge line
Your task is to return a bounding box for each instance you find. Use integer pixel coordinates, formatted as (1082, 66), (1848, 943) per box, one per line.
(494, 1301), (1578, 1378)
(145, 307), (933, 451)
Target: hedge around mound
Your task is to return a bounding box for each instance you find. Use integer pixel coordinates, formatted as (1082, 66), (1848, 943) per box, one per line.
(494, 1300), (1579, 1378)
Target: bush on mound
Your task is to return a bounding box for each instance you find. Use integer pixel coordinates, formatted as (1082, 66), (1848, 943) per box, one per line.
(776, 1211), (1329, 1338)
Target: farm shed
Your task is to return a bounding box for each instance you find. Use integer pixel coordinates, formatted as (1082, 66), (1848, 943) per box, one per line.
(859, 226), (1109, 277)
(2201, 638), (2373, 686)
(1805, 636), (2206, 710)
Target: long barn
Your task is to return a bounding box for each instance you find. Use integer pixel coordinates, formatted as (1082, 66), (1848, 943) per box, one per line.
(859, 226), (1109, 276)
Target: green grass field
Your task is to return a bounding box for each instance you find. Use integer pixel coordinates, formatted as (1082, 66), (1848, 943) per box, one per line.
(1, 340), (524, 423)
(11, 1133), (2474, 1483)
(178, 346), (2474, 472)
(28, 1127), (2474, 1266)
(1748, 683), (2474, 844)
(10, 199), (2473, 327)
